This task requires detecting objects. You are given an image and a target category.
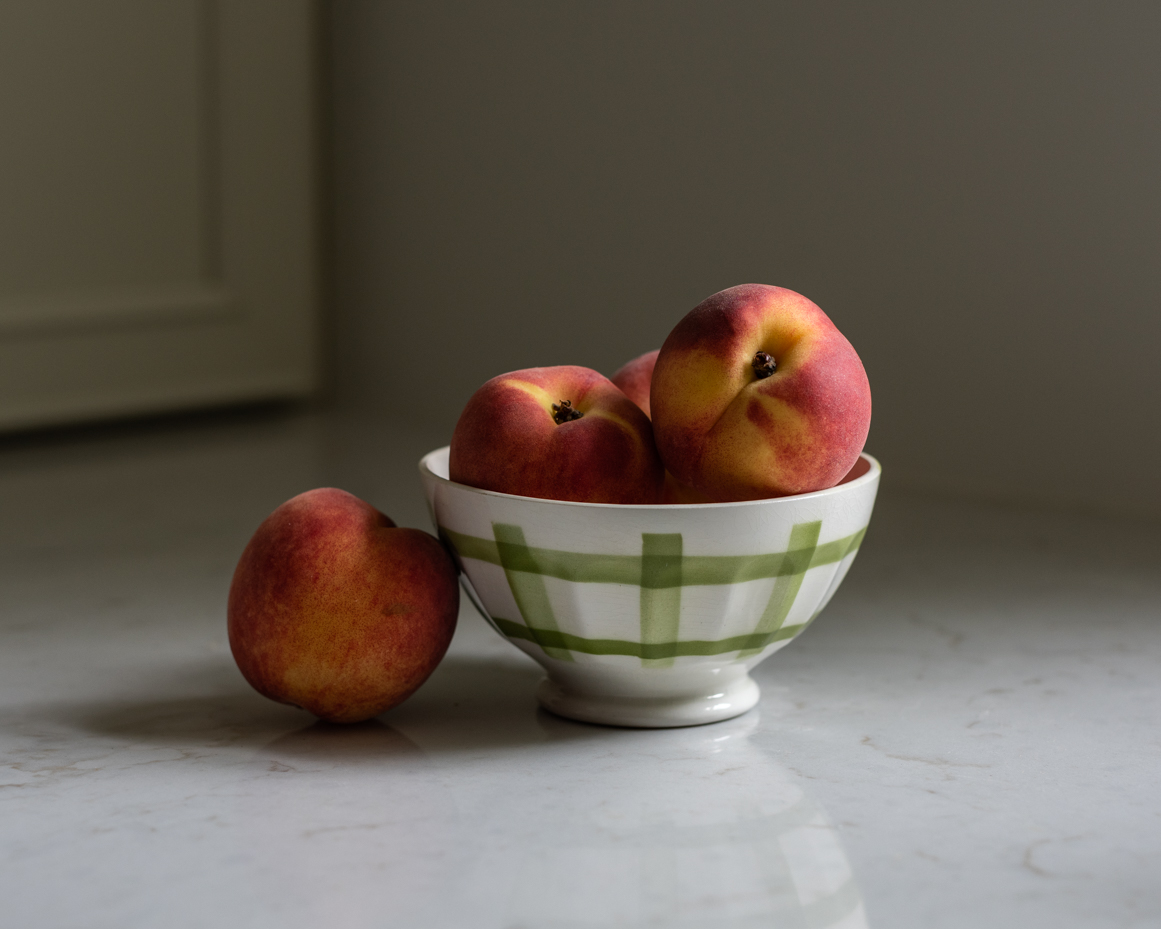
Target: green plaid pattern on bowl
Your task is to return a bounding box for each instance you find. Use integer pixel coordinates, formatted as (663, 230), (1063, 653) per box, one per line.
(441, 519), (867, 666)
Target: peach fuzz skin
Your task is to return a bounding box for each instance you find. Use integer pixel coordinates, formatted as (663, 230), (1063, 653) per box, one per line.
(611, 349), (659, 419)
(650, 284), (871, 501)
(660, 471), (715, 504)
(450, 365), (665, 504)
(227, 488), (459, 723)
(611, 350), (713, 504)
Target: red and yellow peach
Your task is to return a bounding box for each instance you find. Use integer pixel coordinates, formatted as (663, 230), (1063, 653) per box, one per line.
(450, 365), (664, 504)
(650, 284), (871, 500)
(228, 488), (459, 723)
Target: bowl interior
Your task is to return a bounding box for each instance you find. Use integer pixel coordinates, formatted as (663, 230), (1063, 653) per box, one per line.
(419, 446), (879, 511)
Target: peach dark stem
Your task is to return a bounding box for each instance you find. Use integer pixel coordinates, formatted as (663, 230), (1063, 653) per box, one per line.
(552, 400), (583, 424)
(752, 352), (777, 379)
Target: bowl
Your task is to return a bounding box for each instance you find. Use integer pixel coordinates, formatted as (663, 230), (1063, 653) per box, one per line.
(419, 447), (881, 728)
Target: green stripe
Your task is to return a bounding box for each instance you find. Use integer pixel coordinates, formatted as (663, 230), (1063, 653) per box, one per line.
(440, 525), (866, 586)
(738, 520), (820, 658)
(446, 530), (504, 565)
(492, 617), (809, 658)
(492, 523), (573, 662)
(640, 533), (683, 666)
(811, 525), (865, 567)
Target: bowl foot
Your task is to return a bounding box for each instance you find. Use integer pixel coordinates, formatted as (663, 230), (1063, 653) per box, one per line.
(536, 674), (759, 729)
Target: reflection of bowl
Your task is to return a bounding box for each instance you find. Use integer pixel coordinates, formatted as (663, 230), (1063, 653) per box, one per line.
(452, 714), (870, 928)
(419, 447), (880, 728)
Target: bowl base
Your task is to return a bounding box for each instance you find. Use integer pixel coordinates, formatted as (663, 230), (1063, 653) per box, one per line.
(536, 674), (760, 729)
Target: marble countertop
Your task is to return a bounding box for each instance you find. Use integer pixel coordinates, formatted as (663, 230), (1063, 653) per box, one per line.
(1, 408), (1159, 929)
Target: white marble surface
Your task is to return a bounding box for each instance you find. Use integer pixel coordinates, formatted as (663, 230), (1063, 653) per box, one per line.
(1, 407), (1159, 928)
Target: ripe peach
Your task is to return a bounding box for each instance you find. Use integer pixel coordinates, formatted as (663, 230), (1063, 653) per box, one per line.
(660, 471), (715, 505)
(611, 349), (659, 419)
(227, 488), (459, 723)
(450, 365), (664, 504)
(651, 284), (871, 500)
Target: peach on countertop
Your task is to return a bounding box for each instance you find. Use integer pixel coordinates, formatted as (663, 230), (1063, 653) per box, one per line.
(227, 488), (459, 723)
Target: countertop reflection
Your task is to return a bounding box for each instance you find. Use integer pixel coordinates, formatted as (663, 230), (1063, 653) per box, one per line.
(247, 618), (867, 929)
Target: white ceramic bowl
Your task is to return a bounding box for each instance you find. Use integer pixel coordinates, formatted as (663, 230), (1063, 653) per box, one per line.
(419, 447), (881, 728)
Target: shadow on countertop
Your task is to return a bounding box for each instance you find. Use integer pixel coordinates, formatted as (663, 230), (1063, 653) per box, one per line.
(8, 652), (617, 768)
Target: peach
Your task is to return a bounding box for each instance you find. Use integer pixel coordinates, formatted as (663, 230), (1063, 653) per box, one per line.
(611, 349), (659, 418)
(227, 488), (459, 723)
(651, 284), (871, 500)
(660, 471), (715, 505)
(450, 365), (664, 504)
(611, 350), (708, 504)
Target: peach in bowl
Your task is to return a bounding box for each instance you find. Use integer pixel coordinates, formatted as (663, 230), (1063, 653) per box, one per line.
(419, 447), (880, 728)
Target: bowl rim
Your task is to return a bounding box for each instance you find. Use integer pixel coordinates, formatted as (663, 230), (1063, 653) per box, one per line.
(419, 446), (880, 511)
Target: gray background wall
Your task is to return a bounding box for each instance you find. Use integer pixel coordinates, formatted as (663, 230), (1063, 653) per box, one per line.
(330, 1), (1161, 521)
